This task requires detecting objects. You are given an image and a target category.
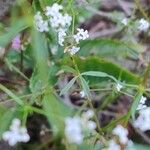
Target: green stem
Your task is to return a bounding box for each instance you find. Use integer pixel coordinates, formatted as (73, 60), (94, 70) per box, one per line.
(0, 83), (24, 106)
(142, 62), (150, 87)
(71, 56), (102, 134)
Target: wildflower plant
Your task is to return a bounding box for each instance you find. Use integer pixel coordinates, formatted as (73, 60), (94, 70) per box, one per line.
(0, 0), (150, 150)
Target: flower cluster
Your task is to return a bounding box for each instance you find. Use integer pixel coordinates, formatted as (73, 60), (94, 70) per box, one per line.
(34, 12), (49, 32)
(2, 118), (30, 146)
(12, 35), (21, 50)
(137, 95), (147, 110)
(104, 125), (129, 150)
(65, 116), (83, 144)
(67, 28), (89, 55)
(73, 28), (89, 44)
(64, 110), (96, 144)
(34, 3), (89, 55)
(34, 3), (72, 46)
(138, 18), (150, 32)
(134, 107), (150, 131)
(45, 3), (72, 46)
(120, 17), (150, 33)
(112, 125), (128, 144)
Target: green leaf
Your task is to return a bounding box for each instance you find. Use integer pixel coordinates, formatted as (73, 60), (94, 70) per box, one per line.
(79, 39), (140, 58)
(31, 30), (50, 85)
(79, 76), (91, 100)
(127, 143), (150, 150)
(131, 92), (143, 119)
(0, 108), (17, 138)
(81, 71), (117, 82)
(61, 56), (140, 85)
(43, 93), (72, 135)
(0, 83), (24, 106)
(30, 30), (51, 94)
(60, 76), (78, 96)
(5, 58), (29, 81)
(61, 65), (77, 74)
(0, 18), (28, 47)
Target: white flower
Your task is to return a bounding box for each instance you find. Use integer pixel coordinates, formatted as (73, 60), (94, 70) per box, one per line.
(121, 18), (128, 26)
(34, 12), (49, 32)
(80, 91), (85, 98)
(65, 117), (83, 144)
(73, 28), (89, 43)
(58, 28), (66, 46)
(63, 13), (72, 27)
(81, 110), (96, 131)
(133, 107), (150, 131)
(138, 18), (150, 31)
(107, 140), (121, 150)
(116, 83), (123, 92)
(45, 3), (72, 29)
(86, 120), (97, 130)
(137, 96), (147, 110)
(112, 125), (128, 144)
(49, 13), (63, 28)
(2, 118), (30, 146)
(45, 3), (63, 17)
(82, 110), (94, 119)
(69, 46), (80, 55)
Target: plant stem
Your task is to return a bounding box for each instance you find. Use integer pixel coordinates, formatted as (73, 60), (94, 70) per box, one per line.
(142, 62), (150, 87)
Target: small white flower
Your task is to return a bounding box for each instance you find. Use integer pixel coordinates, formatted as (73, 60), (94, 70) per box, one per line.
(81, 110), (96, 131)
(49, 13), (63, 28)
(80, 91), (85, 98)
(2, 118), (30, 146)
(107, 140), (121, 150)
(65, 117), (83, 144)
(121, 18), (128, 26)
(63, 13), (72, 27)
(34, 12), (49, 32)
(69, 46), (80, 55)
(82, 110), (94, 119)
(45, 3), (72, 30)
(116, 83), (123, 92)
(58, 28), (66, 46)
(112, 125), (128, 144)
(137, 103), (147, 110)
(86, 120), (97, 130)
(137, 96), (147, 110)
(74, 28), (89, 43)
(133, 107), (150, 131)
(138, 18), (150, 31)
(45, 3), (63, 17)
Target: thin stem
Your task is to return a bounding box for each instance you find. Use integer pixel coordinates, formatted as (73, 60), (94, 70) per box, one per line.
(0, 83), (24, 106)
(142, 62), (150, 87)
(71, 56), (102, 134)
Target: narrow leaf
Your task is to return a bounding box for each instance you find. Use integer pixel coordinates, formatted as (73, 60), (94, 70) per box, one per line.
(81, 71), (117, 82)
(0, 84), (24, 106)
(60, 76), (78, 95)
(79, 76), (91, 100)
(131, 92), (143, 119)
